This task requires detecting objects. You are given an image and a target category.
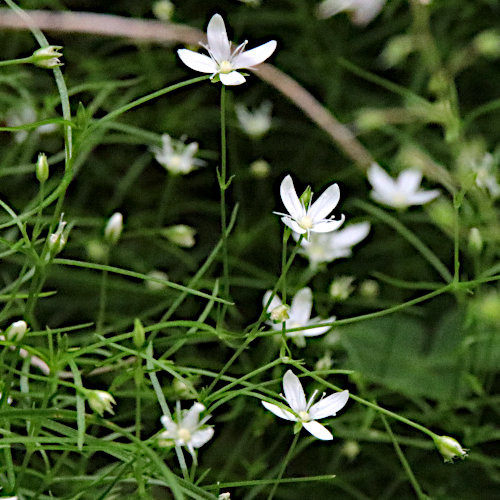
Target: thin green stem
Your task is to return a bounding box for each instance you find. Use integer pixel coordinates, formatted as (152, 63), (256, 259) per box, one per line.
(267, 432), (300, 500)
(0, 56), (34, 67)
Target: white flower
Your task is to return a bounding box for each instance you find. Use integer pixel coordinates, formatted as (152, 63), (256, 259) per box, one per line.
(235, 101), (272, 138)
(152, 134), (206, 175)
(275, 175), (345, 237)
(6, 105), (57, 143)
(329, 276), (355, 301)
(367, 163), (440, 209)
(263, 288), (334, 347)
(159, 402), (214, 460)
(433, 435), (468, 463)
(177, 13), (277, 86)
(104, 212), (123, 245)
(472, 153), (500, 198)
(317, 0), (386, 25)
(262, 370), (349, 440)
(295, 222), (370, 268)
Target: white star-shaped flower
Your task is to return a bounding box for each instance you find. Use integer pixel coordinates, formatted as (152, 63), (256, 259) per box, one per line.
(152, 134), (206, 175)
(262, 370), (349, 440)
(317, 0), (386, 26)
(159, 402), (214, 460)
(367, 163), (440, 209)
(295, 222), (370, 268)
(275, 175), (345, 237)
(177, 13), (277, 86)
(263, 288), (334, 347)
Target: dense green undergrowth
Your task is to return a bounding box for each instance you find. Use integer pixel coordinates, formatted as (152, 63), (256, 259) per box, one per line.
(0, 0), (499, 498)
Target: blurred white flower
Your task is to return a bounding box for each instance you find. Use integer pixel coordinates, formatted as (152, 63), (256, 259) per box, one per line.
(5, 105), (58, 143)
(472, 153), (500, 198)
(367, 163), (440, 209)
(152, 134), (206, 175)
(275, 175), (345, 237)
(177, 13), (277, 86)
(159, 402), (214, 460)
(317, 0), (386, 25)
(250, 159), (271, 178)
(294, 222), (370, 268)
(145, 270), (169, 291)
(263, 287), (334, 347)
(163, 224), (196, 248)
(235, 101), (272, 138)
(262, 370), (349, 440)
(153, 0), (174, 21)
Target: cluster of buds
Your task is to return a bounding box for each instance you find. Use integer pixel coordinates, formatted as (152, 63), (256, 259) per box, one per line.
(31, 46), (63, 69)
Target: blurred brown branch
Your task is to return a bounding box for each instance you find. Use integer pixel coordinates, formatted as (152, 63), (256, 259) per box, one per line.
(0, 8), (374, 169)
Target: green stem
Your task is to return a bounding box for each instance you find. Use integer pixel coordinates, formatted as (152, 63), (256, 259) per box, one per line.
(267, 432), (300, 500)
(97, 251), (110, 333)
(0, 56), (34, 67)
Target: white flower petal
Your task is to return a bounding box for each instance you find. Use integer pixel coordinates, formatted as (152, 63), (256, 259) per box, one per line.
(262, 401), (297, 421)
(183, 402), (205, 430)
(309, 390), (349, 420)
(290, 288), (313, 325)
(370, 190), (399, 208)
(190, 427), (214, 448)
(283, 370), (306, 412)
(397, 169), (422, 194)
(263, 290), (283, 312)
(308, 183), (341, 221)
(311, 215), (345, 233)
(219, 71), (246, 85)
(407, 189), (441, 205)
(280, 175), (303, 218)
(367, 163), (396, 199)
(177, 49), (217, 74)
(232, 40), (277, 69)
(206, 14), (231, 62)
(351, 0), (386, 25)
(160, 415), (177, 434)
(317, 0), (354, 19)
(330, 222), (370, 249)
(282, 217), (306, 234)
(303, 420), (333, 440)
(302, 316), (335, 337)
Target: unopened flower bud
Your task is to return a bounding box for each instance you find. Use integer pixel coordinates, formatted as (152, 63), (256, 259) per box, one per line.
(5, 320), (28, 342)
(433, 435), (468, 463)
(162, 224), (196, 248)
(270, 304), (289, 322)
(380, 35), (414, 68)
(300, 185), (312, 208)
(36, 152), (49, 183)
(468, 228), (483, 255)
(145, 270), (169, 291)
(153, 0), (174, 20)
(474, 30), (500, 58)
(341, 440), (360, 461)
(32, 45), (63, 69)
(329, 276), (355, 301)
(87, 390), (116, 416)
(359, 279), (379, 298)
(86, 239), (108, 262)
(104, 212), (123, 245)
(249, 159), (271, 178)
(133, 318), (146, 349)
(48, 214), (67, 256)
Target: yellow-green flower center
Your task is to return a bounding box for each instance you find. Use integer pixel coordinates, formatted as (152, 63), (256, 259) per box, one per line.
(298, 410), (310, 422)
(178, 427), (191, 442)
(298, 215), (313, 229)
(219, 60), (233, 74)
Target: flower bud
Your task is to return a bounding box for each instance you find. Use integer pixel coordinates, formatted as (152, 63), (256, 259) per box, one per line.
(133, 318), (146, 349)
(468, 228), (483, 255)
(86, 239), (108, 262)
(249, 159), (271, 179)
(48, 214), (67, 256)
(162, 224), (196, 248)
(341, 440), (360, 461)
(87, 390), (116, 416)
(474, 30), (500, 58)
(299, 185), (312, 209)
(145, 270), (169, 291)
(359, 279), (379, 298)
(5, 320), (28, 342)
(153, 0), (174, 20)
(36, 152), (49, 183)
(433, 435), (468, 463)
(269, 304), (289, 322)
(32, 45), (63, 69)
(329, 276), (355, 301)
(104, 212), (123, 245)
